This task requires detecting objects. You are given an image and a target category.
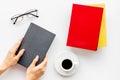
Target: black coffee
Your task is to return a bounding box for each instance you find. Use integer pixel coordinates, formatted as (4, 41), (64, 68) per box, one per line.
(62, 59), (72, 70)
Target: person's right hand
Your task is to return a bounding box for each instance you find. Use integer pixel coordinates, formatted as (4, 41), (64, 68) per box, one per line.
(0, 38), (25, 75)
(26, 55), (47, 80)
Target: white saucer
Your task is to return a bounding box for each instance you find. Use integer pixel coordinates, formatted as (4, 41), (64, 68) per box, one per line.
(54, 51), (79, 76)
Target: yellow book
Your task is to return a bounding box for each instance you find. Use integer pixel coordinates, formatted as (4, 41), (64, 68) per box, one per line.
(90, 4), (107, 47)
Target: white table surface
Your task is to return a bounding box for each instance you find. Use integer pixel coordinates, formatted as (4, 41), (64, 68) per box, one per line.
(0, 0), (120, 80)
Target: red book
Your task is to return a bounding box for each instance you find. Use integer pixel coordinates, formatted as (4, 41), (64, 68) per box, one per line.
(67, 4), (103, 51)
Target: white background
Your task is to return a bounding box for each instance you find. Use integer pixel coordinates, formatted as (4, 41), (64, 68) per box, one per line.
(0, 0), (120, 80)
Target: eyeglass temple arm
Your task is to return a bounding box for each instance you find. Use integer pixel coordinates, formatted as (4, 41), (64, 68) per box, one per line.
(29, 13), (39, 17)
(13, 18), (18, 24)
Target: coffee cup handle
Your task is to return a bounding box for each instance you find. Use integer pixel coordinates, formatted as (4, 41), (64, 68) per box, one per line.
(74, 62), (79, 66)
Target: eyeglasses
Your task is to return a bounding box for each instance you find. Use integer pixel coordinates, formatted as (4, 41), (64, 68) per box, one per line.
(11, 9), (39, 24)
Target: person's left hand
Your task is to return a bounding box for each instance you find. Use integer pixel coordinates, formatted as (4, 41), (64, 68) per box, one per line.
(0, 38), (25, 72)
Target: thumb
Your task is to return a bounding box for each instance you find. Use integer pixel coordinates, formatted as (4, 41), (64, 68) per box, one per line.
(15, 49), (25, 60)
(30, 55), (39, 67)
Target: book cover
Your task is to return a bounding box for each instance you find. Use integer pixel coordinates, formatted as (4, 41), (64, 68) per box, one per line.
(67, 4), (103, 51)
(17, 23), (56, 67)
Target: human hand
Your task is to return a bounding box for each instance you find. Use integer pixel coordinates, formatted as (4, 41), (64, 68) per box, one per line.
(26, 56), (47, 80)
(0, 38), (25, 74)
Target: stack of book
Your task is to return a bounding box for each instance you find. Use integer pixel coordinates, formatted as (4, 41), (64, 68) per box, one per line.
(67, 4), (107, 51)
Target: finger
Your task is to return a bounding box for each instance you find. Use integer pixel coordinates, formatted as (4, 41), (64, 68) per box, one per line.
(36, 56), (48, 69)
(11, 38), (23, 54)
(43, 56), (48, 64)
(15, 49), (25, 60)
(30, 55), (39, 67)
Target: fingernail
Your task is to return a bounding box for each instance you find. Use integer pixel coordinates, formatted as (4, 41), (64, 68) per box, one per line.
(22, 49), (25, 52)
(36, 55), (39, 59)
(20, 49), (25, 55)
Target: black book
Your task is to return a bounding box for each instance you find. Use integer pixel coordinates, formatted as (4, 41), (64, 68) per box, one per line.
(17, 23), (56, 67)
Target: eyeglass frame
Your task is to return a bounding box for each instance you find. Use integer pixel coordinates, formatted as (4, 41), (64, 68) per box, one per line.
(11, 9), (39, 24)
